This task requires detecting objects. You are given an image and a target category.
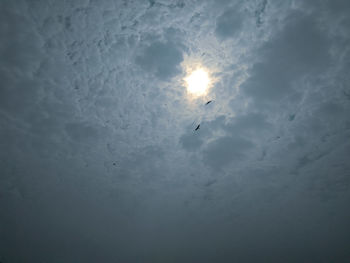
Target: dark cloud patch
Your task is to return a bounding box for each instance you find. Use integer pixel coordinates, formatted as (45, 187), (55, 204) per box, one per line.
(197, 114), (269, 170)
(310, 101), (347, 129)
(215, 9), (243, 40)
(121, 146), (165, 183)
(0, 71), (40, 116)
(203, 136), (254, 169)
(289, 114), (296, 121)
(0, 5), (43, 72)
(225, 112), (271, 134)
(180, 132), (204, 151)
(203, 115), (227, 131)
(317, 101), (344, 117)
(255, 0), (268, 27)
(326, 0), (350, 14)
(65, 122), (99, 143)
(241, 13), (331, 103)
(136, 40), (184, 80)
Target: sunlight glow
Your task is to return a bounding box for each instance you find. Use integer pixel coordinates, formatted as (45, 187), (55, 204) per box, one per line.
(185, 68), (210, 96)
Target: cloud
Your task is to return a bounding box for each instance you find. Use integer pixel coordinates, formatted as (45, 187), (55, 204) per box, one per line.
(0, 71), (40, 116)
(203, 135), (254, 169)
(325, 0), (350, 14)
(65, 122), (99, 143)
(254, 0), (268, 27)
(1, 0), (350, 262)
(241, 12), (331, 103)
(225, 112), (272, 135)
(136, 40), (184, 80)
(215, 8), (243, 40)
(180, 131), (204, 151)
(0, 4), (43, 73)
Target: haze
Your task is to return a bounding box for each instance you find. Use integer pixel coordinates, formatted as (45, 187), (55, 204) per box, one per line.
(1, 0), (350, 262)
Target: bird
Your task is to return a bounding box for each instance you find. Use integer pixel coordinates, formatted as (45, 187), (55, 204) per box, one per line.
(195, 124), (200, 131)
(205, 100), (212, 105)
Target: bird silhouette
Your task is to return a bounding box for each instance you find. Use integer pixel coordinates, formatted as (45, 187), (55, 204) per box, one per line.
(195, 124), (200, 131)
(205, 100), (212, 105)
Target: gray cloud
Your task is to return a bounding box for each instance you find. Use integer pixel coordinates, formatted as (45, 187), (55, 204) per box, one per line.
(136, 40), (184, 80)
(180, 131), (204, 151)
(241, 12), (331, 103)
(215, 8), (243, 40)
(65, 122), (99, 143)
(225, 112), (272, 134)
(203, 135), (254, 169)
(1, 0), (350, 262)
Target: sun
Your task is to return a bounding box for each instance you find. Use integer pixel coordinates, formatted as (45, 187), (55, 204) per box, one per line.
(185, 68), (210, 96)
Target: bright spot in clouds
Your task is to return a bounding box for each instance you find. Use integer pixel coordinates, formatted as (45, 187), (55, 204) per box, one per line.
(185, 68), (210, 96)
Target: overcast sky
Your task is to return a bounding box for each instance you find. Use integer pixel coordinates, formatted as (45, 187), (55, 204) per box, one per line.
(1, 0), (350, 262)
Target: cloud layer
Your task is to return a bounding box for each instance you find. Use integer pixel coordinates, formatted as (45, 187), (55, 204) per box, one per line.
(1, 0), (350, 262)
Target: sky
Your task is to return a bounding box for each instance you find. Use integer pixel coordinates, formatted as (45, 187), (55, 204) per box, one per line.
(0, 0), (350, 262)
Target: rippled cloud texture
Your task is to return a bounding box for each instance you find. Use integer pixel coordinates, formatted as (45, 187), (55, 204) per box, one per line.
(1, 0), (350, 262)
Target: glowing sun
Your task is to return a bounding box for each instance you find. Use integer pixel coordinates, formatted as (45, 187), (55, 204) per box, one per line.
(185, 68), (210, 96)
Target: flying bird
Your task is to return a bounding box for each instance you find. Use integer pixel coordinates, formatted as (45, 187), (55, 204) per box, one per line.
(195, 124), (200, 131)
(205, 100), (213, 105)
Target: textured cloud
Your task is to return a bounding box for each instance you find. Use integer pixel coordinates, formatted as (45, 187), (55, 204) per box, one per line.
(203, 135), (254, 169)
(1, 0), (350, 262)
(136, 40), (184, 80)
(215, 8), (243, 40)
(242, 12), (331, 104)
